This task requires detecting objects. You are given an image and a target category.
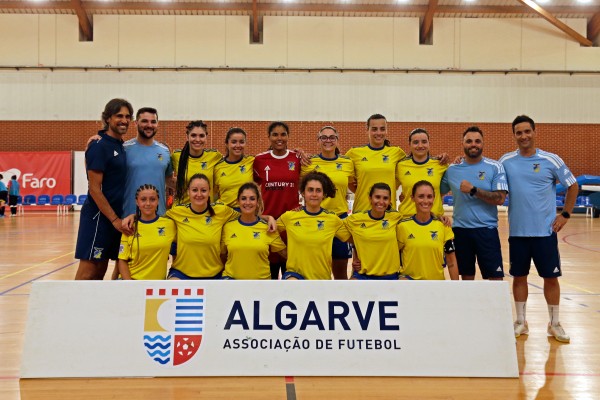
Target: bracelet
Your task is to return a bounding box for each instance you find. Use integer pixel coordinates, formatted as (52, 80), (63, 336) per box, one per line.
(111, 217), (119, 223)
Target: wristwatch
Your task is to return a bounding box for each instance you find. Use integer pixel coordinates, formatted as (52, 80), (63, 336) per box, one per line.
(469, 187), (478, 197)
(561, 211), (571, 219)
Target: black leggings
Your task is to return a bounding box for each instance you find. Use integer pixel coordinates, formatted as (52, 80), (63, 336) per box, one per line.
(8, 194), (18, 215)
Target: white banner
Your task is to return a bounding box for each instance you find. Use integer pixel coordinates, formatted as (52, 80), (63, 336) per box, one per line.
(21, 281), (518, 378)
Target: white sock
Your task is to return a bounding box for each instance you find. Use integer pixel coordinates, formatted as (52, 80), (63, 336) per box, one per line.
(548, 305), (560, 326)
(515, 301), (526, 323)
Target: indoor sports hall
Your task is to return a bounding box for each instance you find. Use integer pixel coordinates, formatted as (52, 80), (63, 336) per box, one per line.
(1, 1), (600, 399)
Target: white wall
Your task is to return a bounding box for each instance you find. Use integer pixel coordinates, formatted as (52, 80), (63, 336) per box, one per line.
(0, 15), (598, 71)
(1, 70), (599, 123)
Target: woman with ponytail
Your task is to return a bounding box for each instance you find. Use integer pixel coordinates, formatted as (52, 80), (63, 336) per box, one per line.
(172, 121), (222, 205)
(117, 184), (176, 280)
(214, 127), (254, 210)
(345, 114), (406, 213)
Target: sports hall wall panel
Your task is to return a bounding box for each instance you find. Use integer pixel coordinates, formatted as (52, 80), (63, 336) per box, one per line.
(0, 15), (599, 70)
(1, 71), (599, 123)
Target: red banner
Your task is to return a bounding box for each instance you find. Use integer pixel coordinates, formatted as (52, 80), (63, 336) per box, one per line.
(0, 152), (72, 197)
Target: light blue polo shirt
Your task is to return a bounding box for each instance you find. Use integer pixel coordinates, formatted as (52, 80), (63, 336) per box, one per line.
(500, 149), (576, 237)
(441, 157), (508, 229)
(123, 138), (172, 216)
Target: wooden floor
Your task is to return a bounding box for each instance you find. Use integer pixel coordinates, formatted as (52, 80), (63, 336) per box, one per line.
(1, 212), (599, 399)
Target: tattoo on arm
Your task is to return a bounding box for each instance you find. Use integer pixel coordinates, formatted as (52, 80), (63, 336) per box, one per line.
(475, 189), (505, 205)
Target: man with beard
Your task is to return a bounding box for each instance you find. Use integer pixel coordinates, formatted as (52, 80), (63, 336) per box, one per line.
(122, 107), (172, 216)
(75, 98), (133, 280)
(440, 126), (508, 281)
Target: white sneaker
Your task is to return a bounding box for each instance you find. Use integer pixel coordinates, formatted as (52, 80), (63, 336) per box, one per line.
(514, 320), (529, 338)
(548, 323), (570, 343)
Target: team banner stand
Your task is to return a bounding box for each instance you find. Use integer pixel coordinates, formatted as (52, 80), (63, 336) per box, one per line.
(21, 281), (518, 378)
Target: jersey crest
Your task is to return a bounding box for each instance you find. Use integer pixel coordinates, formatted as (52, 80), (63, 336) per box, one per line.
(336, 163), (342, 170)
(430, 231), (438, 241)
(201, 162), (207, 170)
(253, 232), (261, 239)
(408, 234), (415, 239)
(478, 171), (486, 180)
(317, 220), (325, 230)
(382, 220), (389, 229)
(158, 227), (166, 236)
(427, 168), (434, 176)
(533, 163), (540, 173)
(288, 162), (296, 171)
(239, 165), (246, 173)
(382, 155), (389, 163)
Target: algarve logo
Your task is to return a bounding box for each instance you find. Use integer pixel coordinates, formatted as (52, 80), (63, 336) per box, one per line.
(143, 288), (204, 367)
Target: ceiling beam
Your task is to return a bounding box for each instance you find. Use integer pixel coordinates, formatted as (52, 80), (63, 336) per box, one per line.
(70, 0), (92, 41)
(516, 0), (592, 47)
(252, 0), (259, 43)
(420, 0), (438, 44)
(588, 12), (600, 42)
(0, 2), (598, 16)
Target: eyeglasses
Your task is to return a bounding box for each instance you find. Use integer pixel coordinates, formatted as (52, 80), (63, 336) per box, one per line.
(318, 135), (338, 142)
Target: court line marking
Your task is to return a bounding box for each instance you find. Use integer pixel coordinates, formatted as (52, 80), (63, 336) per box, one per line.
(0, 261), (77, 296)
(561, 233), (600, 254)
(285, 376), (297, 400)
(520, 371), (600, 377)
(0, 252), (74, 281)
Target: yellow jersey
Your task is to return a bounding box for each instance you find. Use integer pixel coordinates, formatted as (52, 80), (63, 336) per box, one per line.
(301, 154), (355, 215)
(118, 216), (176, 280)
(221, 218), (286, 279)
(214, 155), (255, 209)
(172, 149), (223, 204)
(345, 145), (406, 212)
(277, 208), (349, 280)
(397, 216), (454, 280)
(344, 210), (402, 276)
(166, 202), (238, 278)
(396, 156), (448, 218)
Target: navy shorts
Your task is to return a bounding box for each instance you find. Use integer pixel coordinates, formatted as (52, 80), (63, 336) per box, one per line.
(332, 213), (352, 260)
(509, 233), (561, 278)
(351, 271), (399, 280)
(282, 271), (306, 280)
(75, 206), (121, 261)
(453, 227), (504, 279)
(167, 268), (223, 280)
(332, 237), (352, 260)
(0, 191), (7, 203)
